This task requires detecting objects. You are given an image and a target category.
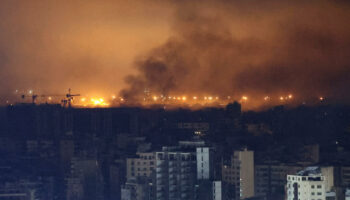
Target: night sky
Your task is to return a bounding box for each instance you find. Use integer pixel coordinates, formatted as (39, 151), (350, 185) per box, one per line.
(1, 0), (350, 107)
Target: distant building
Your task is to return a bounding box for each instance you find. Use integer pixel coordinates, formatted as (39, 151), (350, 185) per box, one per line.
(222, 148), (255, 199)
(155, 147), (197, 200)
(302, 144), (320, 164)
(321, 167), (335, 192)
(165, 122), (210, 136)
(0, 189), (34, 200)
(225, 101), (241, 119)
(286, 166), (326, 200)
(0, 178), (55, 200)
(121, 177), (152, 200)
(255, 164), (303, 198)
(125, 141), (219, 200)
(109, 160), (126, 200)
(319, 166), (350, 200)
(246, 123), (272, 136)
(177, 122), (210, 132)
(126, 152), (156, 180)
(212, 181), (222, 200)
(179, 140), (206, 148)
(341, 167), (350, 187)
(325, 191), (336, 200)
(66, 158), (104, 200)
(286, 165), (349, 200)
(60, 139), (75, 174)
(121, 187), (132, 200)
(196, 181), (223, 200)
(345, 188), (350, 200)
(66, 177), (84, 200)
(197, 147), (215, 180)
(195, 146), (222, 200)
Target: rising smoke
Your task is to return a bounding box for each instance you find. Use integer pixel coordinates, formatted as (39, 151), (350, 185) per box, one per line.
(0, 0), (350, 107)
(120, 0), (350, 105)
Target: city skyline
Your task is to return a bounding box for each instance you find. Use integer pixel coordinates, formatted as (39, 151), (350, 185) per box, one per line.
(1, 1), (350, 200)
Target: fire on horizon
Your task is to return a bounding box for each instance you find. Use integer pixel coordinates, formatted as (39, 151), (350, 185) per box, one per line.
(6, 88), (328, 110)
(0, 0), (350, 109)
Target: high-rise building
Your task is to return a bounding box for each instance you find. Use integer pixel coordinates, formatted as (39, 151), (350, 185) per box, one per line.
(195, 146), (222, 200)
(121, 177), (152, 200)
(346, 188), (350, 200)
(66, 158), (104, 200)
(196, 181), (223, 200)
(212, 181), (222, 200)
(109, 160), (126, 200)
(321, 166), (335, 192)
(197, 147), (214, 180)
(155, 146), (197, 200)
(341, 167), (350, 187)
(286, 166), (326, 200)
(255, 164), (303, 198)
(126, 152), (156, 180)
(0, 178), (55, 200)
(124, 141), (219, 200)
(222, 148), (254, 199)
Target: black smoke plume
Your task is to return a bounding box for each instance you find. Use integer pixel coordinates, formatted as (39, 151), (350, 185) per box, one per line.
(121, 0), (350, 107)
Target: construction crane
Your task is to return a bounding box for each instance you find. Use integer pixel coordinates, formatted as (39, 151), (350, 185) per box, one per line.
(63, 88), (80, 108)
(20, 88), (80, 108)
(21, 94), (40, 104)
(21, 94), (63, 104)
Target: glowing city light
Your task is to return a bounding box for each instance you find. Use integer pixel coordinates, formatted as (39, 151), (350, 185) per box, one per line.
(21, 90), (330, 108)
(90, 98), (109, 106)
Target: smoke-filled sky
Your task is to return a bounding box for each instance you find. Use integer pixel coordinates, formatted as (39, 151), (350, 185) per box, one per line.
(1, 0), (350, 105)
(0, 0), (173, 97)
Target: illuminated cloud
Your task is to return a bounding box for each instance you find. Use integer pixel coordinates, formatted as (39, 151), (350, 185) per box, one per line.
(1, 0), (350, 108)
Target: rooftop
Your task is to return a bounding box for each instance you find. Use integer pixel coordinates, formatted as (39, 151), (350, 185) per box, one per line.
(297, 166), (321, 176)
